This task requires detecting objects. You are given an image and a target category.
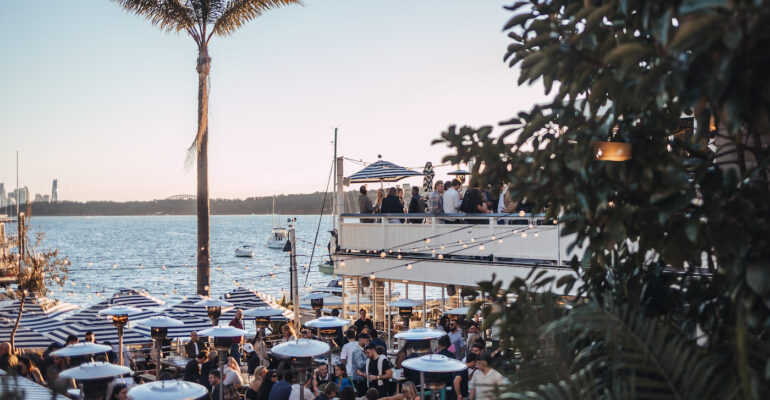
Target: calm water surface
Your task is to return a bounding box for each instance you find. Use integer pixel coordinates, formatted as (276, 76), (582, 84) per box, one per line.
(22, 215), (334, 309)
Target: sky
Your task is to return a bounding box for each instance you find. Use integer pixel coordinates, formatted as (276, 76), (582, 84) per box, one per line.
(0, 0), (547, 202)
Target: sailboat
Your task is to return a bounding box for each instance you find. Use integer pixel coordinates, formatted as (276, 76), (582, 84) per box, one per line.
(266, 196), (288, 249)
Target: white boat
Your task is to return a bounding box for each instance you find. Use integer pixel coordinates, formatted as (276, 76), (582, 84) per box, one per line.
(266, 197), (288, 249)
(235, 245), (254, 258)
(266, 227), (288, 249)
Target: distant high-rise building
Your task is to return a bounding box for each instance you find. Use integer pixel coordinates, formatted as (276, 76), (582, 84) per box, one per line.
(34, 193), (43, 202)
(51, 179), (58, 202)
(0, 183), (5, 207)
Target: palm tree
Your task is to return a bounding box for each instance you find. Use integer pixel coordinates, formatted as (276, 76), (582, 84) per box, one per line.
(113, 0), (300, 295)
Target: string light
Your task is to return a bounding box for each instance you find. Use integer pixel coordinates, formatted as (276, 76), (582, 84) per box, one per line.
(425, 238), (431, 244)
(521, 232), (528, 238)
(365, 258), (370, 263)
(534, 233), (539, 237)
(438, 254), (444, 260)
(397, 255), (402, 259)
(380, 252), (386, 258)
(478, 245), (485, 251)
(370, 274), (376, 280)
(407, 264), (413, 270)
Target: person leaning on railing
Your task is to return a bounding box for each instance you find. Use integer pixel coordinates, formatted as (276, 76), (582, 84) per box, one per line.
(407, 187), (426, 224)
(428, 180), (445, 217)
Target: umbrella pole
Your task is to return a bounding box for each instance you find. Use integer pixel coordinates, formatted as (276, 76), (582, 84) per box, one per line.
(420, 371), (426, 400)
(155, 339), (161, 380)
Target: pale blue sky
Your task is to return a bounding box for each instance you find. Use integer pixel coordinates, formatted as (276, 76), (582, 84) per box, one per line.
(0, 0), (546, 201)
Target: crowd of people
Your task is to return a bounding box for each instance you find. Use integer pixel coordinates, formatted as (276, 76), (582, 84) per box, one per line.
(357, 180), (536, 224)
(0, 306), (506, 400)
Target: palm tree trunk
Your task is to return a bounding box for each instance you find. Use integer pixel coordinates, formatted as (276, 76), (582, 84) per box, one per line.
(196, 46), (211, 296)
(10, 295), (24, 354)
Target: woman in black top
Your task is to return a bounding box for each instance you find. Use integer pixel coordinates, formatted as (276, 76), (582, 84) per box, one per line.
(380, 188), (405, 222)
(255, 369), (278, 400)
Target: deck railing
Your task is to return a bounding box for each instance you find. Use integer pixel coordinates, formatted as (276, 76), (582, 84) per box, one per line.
(338, 213), (581, 266)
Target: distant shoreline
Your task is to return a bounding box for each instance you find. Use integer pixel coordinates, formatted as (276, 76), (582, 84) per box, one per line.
(3, 191), (358, 217)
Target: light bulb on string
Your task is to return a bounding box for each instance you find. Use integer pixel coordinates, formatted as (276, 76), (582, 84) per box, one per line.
(491, 236), (496, 240)
(498, 239), (503, 244)
(534, 233), (539, 237)
(463, 244), (468, 249)
(370, 274), (376, 280)
(113, 264), (117, 269)
(470, 238), (475, 243)
(438, 254), (444, 260)
(521, 233), (528, 238)
(407, 264), (413, 270)
(519, 210), (525, 217)
(478, 245), (485, 251)
(440, 245), (445, 250)
(397, 255), (402, 259)
(380, 252), (386, 258)
(425, 238), (431, 244)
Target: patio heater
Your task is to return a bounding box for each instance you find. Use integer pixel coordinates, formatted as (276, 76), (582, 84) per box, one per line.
(304, 316), (349, 380)
(127, 379), (209, 400)
(198, 325), (248, 400)
(388, 299), (422, 331)
(402, 354), (467, 400)
(302, 292), (333, 318)
(98, 305), (141, 367)
(59, 361), (131, 400)
(447, 169), (470, 184)
(134, 316), (184, 380)
(394, 327), (446, 355)
(194, 298), (234, 326)
(243, 307), (285, 367)
(51, 342), (113, 364)
(271, 339), (330, 400)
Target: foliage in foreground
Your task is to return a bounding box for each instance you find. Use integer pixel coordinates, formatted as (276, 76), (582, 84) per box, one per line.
(0, 207), (68, 352)
(436, 0), (770, 398)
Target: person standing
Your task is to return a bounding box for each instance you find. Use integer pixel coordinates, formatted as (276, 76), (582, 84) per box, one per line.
(468, 353), (504, 400)
(428, 181), (445, 216)
(447, 321), (465, 359)
(354, 309), (375, 334)
(407, 187), (426, 223)
(358, 185), (376, 223)
(358, 344), (393, 397)
(451, 353), (476, 400)
(380, 188), (404, 223)
(443, 179), (462, 219)
(229, 309), (245, 360)
(186, 331), (207, 358)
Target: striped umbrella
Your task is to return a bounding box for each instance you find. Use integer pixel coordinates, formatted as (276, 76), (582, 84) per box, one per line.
(45, 319), (151, 345)
(132, 309), (212, 339)
(348, 157), (424, 184)
(0, 370), (68, 400)
(422, 162), (435, 192)
(0, 319), (55, 349)
(110, 288), (165, 308)
(0, 297), (79, 332)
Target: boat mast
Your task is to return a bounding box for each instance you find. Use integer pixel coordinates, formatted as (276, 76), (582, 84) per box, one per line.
(332, 128), (338, 231)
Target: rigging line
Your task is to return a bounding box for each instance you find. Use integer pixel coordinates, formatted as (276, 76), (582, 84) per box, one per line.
(304, 159), (335, 287)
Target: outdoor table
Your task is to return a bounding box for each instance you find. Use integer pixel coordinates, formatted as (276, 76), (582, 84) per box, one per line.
(160, 355), (189, 369)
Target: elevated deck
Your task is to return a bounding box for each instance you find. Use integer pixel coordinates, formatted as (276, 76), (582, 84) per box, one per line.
(333, 213), (584, 294)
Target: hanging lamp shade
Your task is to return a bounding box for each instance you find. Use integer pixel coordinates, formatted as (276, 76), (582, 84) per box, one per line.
(594, 141), (632, 161)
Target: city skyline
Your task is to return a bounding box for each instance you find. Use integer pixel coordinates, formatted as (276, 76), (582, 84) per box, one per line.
(0, 0), (547, 201)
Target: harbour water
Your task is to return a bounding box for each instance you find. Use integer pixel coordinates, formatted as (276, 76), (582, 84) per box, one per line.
(20, 215), (334, 309)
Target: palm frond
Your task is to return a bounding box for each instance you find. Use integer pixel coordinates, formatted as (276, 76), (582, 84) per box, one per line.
(211, 0), (301, 38)
(113, 0), (196, 36)
(528, 303), (741, 400)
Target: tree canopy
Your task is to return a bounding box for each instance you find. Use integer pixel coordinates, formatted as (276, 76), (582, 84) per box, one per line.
(435, 1), (770, 398)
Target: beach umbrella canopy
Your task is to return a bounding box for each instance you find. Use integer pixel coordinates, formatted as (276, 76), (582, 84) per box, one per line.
(45, 318), (151, 345)
(221, 286), (272, 310)
(0, 297), (79, 332)
(0, 370), (68, 399)
(110, 288), (165, 308)
(348, 157), (425, 183)
(132, 309), (212, 339)
(0, 319), (55, 349)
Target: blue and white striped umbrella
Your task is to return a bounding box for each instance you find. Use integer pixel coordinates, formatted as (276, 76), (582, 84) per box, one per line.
(0, 297), (79, 332)
(45, 319), (150, 345)
(348, 158), (425, 183)
(0, 320), (55, 349)
(0, 370), (68, 399)
(132, 309), (212, 339)
(109, 288), (165, 308)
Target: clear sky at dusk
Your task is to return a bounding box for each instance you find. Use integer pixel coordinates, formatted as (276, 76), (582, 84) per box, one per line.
(0, 0), (547, 202)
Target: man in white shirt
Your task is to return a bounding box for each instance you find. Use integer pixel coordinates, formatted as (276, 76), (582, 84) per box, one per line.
(443, 179), (462, 216)
(469, 353), (504, 400)
(288, 375), (316, 400)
